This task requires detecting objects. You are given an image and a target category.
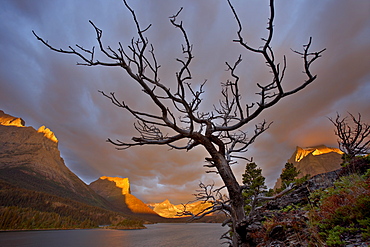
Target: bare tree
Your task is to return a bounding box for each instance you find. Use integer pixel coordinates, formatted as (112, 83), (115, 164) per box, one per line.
(177, 168), (295, 245)
(33, 0), (325, 246)
(329, 112), (370, 160)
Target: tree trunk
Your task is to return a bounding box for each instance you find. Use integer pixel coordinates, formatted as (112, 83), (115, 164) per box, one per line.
(215, 154), (250, 247)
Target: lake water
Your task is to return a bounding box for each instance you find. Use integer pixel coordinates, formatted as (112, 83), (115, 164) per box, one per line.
(0, 223), (228, 247)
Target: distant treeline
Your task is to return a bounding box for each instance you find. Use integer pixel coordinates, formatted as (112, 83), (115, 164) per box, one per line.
(0, 206), (95, 230)
(0, 180), (130, 230)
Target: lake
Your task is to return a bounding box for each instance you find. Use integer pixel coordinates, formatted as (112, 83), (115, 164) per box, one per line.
(0, 223), (228, 247)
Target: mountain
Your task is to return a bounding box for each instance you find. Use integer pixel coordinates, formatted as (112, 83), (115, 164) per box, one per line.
(0, 179), (129, 229)
(0, 110), (144, 229)
(88, 176), (221, 221)
(89, 176), (163, 220)
(274, 145), (343, 189)
(147, 199), (213, 218)
(0, 110), (25, 126)
(0, 110), (110, 208)
(147, 199), (182, 218)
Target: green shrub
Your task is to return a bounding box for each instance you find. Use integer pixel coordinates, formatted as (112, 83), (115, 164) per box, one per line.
(325, 225), (346, 246)
(308, 174), (370, 245)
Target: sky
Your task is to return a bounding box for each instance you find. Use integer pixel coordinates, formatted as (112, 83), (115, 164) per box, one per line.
(0, 0), (369, 204)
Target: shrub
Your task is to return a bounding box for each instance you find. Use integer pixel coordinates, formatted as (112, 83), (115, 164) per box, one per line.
(309, 174), (370, 246)
(339, 155), (370, 177)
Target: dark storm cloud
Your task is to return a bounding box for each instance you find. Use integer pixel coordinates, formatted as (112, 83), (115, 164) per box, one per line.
(1, 0), (369, 203)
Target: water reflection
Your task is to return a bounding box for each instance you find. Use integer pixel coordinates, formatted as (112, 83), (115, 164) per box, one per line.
(0, 223), (226, 247)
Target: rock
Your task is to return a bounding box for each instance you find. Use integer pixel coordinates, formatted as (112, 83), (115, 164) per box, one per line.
(0, 110), (112, 208)
(99, 176), (131, 195)
(147, 199), (183, 218)
(89, 176), (159, 216)
(269, 225), (285, 240)
(147, 199), (214, 218)
(0, 110), (25, 127)
(267, 240), (285, 247)
(37, 126), (58, 143)
(274, 145), (343, 189)
(267, 169), (339, 210)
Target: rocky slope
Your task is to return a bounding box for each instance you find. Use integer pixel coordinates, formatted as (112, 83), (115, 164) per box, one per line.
(89, 176), (163, 220)
(88, 176), (221, 221)
(274, 145), (343, 188)
(0, 110), (25, 126)
(0, 110), (111, 208)
(238, 162), (369, 247)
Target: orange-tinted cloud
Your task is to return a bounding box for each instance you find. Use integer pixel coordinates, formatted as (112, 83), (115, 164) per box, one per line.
(0, 0), (369, 204)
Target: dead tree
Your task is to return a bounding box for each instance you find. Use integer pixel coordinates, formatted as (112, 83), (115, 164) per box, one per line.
(177, 176), (295, 245)
(329, 112), (370, 160)
(33, 0), (325, 246)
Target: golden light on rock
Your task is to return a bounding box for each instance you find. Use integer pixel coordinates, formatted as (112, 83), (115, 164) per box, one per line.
(90, 176), (158, 215)
(0, 110), (58, 143)
(294, 145), (343, 162)
(99, 176), (131, 195)
(311, 147), (343, 156)
(0, 110), (25, 127)
(37, 126), (58, 143)
(124, 194), (157, 214)
(147, 199), (214, 218)
(274, 145), (344, 189)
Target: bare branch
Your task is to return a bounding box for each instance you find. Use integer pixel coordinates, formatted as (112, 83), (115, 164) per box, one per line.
(34, 1), (325, 245)
(176, 182), (231, 221)
(218, 1), (325, 134)
(329, 112), (370, 159)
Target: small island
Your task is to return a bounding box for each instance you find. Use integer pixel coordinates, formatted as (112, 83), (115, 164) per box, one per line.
(103, 219), (147, 230)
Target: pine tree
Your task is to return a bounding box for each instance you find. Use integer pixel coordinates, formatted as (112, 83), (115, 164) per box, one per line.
(242, 162), (267, 215)
(280, 163), (300, 189)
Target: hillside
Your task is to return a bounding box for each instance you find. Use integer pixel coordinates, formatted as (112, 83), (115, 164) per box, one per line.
(0, 110), (165, 229)
(253, 160), (370, 246)
(89, 176), (165, 222)
(274, 145), (343, 188)
(0, 110), (112, 208)
(0, 179), (127, 230)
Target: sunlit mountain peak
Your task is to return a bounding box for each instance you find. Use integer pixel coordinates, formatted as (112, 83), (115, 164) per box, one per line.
(100, 176), (131, 195)
(147, 199), (214, 218)
(295, 145), (343, 162)
(0, 110), (25, 127)
(274, 145), (344, 189)
(0, 110), (58, 143)
(90, 176), (158, 216)
(37, 126), (58, 143)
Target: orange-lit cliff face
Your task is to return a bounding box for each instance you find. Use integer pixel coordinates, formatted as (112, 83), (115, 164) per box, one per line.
(98, 176), (154, 214)
(37, 126), (58, 143)
(89, 176), (158, 216)
(91, 176), (214, 218)
(274, 145), (344, 189)
(0, 110), (58, 143)
(0, 110), (108, 206)
(0, 110), (25, 127)
(147, 199), (213, 218)
(294, 145), (343, 162)
(99, 176), (131, 194)
(147, 199), (181, 218)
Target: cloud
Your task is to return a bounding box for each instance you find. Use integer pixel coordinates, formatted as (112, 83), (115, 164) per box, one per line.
(1, 0), (369, 204)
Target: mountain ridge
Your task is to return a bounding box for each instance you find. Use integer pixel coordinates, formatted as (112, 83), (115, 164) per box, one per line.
(1, 110), (347, 227)
(147, 199), (214, 218)
(89, 176), (163, 220)
(274, 145), (343, 189)
(0, 110), (161, 222)
(0, 112), (109, 207)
